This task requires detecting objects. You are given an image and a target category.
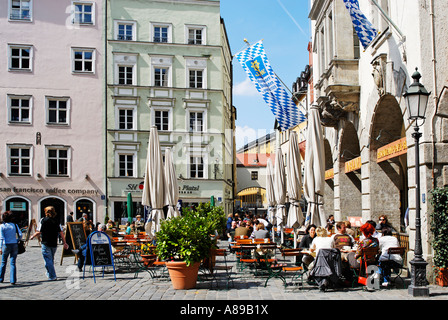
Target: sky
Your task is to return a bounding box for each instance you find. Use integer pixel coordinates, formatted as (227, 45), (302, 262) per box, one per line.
(220, 0), (312, 149)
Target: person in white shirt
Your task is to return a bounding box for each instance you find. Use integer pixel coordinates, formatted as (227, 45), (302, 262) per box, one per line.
(378, 227), (403, 287)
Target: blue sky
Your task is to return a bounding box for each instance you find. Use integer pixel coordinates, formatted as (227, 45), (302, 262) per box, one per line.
(220, 0), (311, 149)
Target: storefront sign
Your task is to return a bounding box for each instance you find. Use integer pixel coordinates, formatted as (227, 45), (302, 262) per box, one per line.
(325, 168), (334, 180)
(377, 137), (407, 163)
(345, 157), (362, 174)
(0, 186), (100, 195)
(179, 185), (200, 194)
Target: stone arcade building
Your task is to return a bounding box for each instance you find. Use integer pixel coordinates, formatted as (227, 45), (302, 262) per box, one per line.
(308, 0), (448, 281)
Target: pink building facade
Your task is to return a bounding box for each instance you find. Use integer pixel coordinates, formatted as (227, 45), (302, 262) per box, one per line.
(0, 0), (105, 228)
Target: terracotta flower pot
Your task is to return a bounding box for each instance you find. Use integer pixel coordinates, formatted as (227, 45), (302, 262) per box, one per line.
(436, 268), (448, 287)
(166, 261), (201, 290)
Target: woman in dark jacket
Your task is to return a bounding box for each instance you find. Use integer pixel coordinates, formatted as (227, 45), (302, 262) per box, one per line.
(299, 224), (317, 268)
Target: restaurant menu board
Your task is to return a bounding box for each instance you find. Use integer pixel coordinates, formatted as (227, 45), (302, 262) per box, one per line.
(61, 222), (87, 264)
(87, 231), (116, 282)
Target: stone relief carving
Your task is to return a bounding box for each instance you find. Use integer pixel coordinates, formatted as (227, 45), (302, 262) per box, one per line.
(371, 55), (387, 96)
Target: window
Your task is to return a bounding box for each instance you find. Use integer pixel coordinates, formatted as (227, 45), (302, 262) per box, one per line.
(10, 0), (32, 21)
(72, 48), (94, 73)
(189, 70), (203, 89)
(47, 147), (69, 176)
(115, 21), (135, 41)
(189, 112), (203, 132)
(154, 68), (168, 87)
(118, 66), (134, 85)
(186, 25), (206, 45)
(72, 2), (93, 24)
(154, 26), (168, 43)
(190, 156), (204, 178)
(8, 95), (31, 123)
(188, 28), (203, 45)
(155, 110), (169, 131)
(118, 154), (134, 177)
(9, 45), (32, 71)
(118, 108), (133, 130)
(8, 145), (31, 176)
(251, 171), (258, 180)
(47, 98), (69, 125)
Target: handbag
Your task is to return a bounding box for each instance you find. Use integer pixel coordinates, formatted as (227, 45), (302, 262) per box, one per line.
(15, 224), (26, 254)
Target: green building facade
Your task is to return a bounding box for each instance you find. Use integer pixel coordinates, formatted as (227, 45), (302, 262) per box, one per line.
(105, 0), (235, 223)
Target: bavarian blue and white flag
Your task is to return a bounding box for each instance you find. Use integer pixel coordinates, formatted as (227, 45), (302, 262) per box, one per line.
(235, 40), (305, 131)
(343, 0), (378, 49)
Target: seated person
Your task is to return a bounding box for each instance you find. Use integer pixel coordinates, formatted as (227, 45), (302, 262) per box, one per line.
(347, 223), (379, 270)
(331, 221), (355, 252)
(299, 224), (317, 267)
(378, 227), (403, 287)
(253, 223), (270, 239)
(234, 221), (250, 238)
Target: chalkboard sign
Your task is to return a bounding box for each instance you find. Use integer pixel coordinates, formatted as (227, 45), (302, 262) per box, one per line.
(87, 231), (116, 282)
(61, 222), (86, 265)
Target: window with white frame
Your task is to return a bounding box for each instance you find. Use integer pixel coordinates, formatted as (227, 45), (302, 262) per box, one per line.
(115, 20), (136, 41)
(190, 156), (204, 179)
(189, 70), (204, 89)
(152, 23), (171, 43)
(118, 65), (134, 85)
(72, 1), (94, 25)
(8, 95), (31, 123)
(189, 112), (203, 132)
(186, 25), (206, 45)
(72, 48), (94, 73)
(8, 145), (31, 176)
(9, 45), (32, 71)
(154, 110), (169, 131)
(154, 67), (168, 87)
(9, 0), (32, 21)
(47, 146), (70, 177)
(118, 153), (134, 177)
(118, 108), (134, 130)
(46, 97), (69, 125)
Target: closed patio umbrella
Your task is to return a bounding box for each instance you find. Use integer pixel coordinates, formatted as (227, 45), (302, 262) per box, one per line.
(142, 126), (169, 239)
(274, 147), (287, 244)
(164, 147), (180, 219)
(303, 105), (326, 227)
(286, 131), (304, 247)
(127, 192), (134, 224)
(266, 158), (276, 242)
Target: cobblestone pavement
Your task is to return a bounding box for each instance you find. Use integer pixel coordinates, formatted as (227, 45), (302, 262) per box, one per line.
(1, 239), (447, 312)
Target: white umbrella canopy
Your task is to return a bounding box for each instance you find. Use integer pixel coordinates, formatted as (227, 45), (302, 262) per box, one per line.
(286, 131), (304, 229)
(303, 106), (326, 227)
(274, 147), (287, 243)
(164, 147), (180, 219)
(142, 126), (169, 239)
(265, 158), (276, 242)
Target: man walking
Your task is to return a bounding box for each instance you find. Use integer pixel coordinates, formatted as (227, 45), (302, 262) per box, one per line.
(31, 206), (69, 281)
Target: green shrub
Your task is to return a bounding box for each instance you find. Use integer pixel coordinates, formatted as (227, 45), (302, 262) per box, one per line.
(430, 187), (448, 270)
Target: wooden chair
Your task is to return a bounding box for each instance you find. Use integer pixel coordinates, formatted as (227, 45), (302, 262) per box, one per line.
(354, 247), (379, 288)
(384, 247), (406, 286)
(279, 248), (305, 289)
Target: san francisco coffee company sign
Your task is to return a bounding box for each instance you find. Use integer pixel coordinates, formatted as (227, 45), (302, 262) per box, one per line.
(0, 186), (100, 195)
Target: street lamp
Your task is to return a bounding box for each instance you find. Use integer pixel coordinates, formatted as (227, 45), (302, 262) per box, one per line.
(403, 68), (431, 297)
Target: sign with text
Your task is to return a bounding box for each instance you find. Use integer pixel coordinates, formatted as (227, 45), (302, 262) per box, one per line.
(87, 231), (116, 283)
(377, 137), (407, 163)
(325, 168), (334, 180)
(345, 157), (362, 174)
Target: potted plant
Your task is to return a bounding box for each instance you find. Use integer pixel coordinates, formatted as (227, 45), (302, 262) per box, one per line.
(430, 187), (448, 286)
(155, 203), (225, 289)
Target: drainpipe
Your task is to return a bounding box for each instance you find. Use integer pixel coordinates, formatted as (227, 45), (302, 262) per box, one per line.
(104, 0), (109, 222)
(429, 0), (439, 189)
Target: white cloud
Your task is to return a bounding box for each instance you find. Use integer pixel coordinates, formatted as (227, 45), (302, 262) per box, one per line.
(233, 77), (259, 96)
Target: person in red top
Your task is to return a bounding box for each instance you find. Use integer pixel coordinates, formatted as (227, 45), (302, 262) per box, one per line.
(347, 223), (379, 269)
